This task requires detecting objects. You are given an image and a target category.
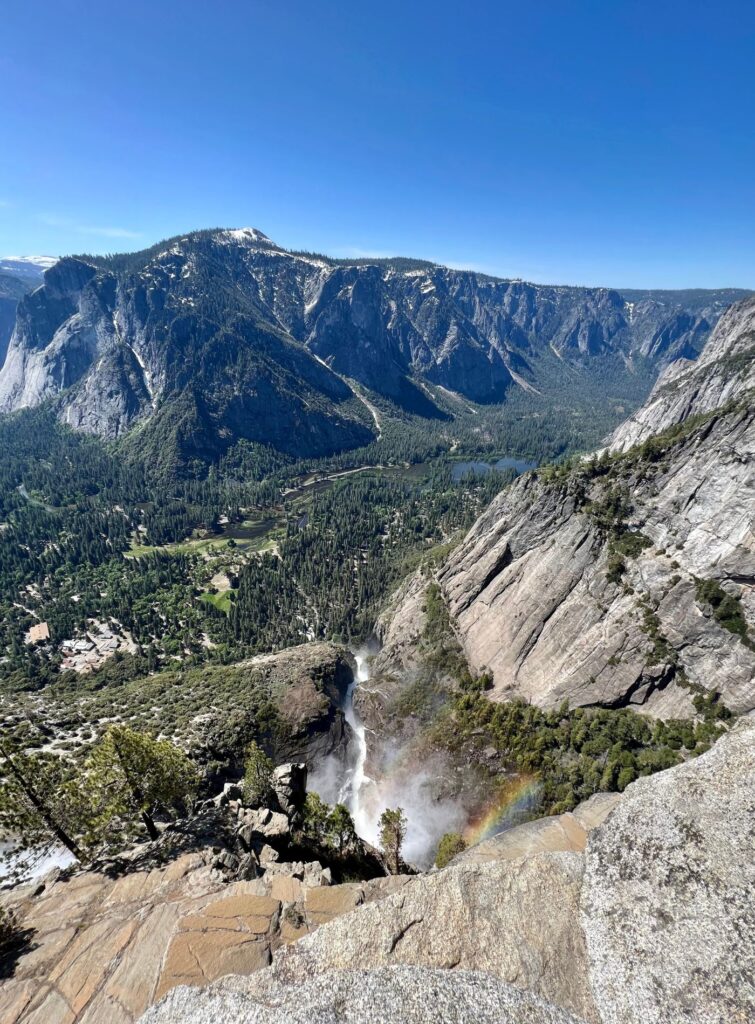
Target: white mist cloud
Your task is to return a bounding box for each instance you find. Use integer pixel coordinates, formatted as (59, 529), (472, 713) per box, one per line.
(353, 745), (468, 869)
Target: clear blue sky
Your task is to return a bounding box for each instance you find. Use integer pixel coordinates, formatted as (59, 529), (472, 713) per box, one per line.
(1, 1), (753, 287)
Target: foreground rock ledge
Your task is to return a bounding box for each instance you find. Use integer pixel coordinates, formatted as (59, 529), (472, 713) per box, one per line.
(581, 716), (755, 1024)
(138, 718), (755, 1024)
(139, 965), (588, 1024)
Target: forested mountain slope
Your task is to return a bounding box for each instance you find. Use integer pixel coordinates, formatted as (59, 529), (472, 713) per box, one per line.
(439, 296), (755, 718)
(0, 227), (748, 470)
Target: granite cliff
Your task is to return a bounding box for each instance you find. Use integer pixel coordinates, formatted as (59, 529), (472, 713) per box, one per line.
(438, 296), (755, 717)
(0, 229), (748, 467)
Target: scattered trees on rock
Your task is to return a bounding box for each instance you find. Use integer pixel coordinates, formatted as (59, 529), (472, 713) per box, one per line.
(379, 806), (407, 874)
(0, 725), (199, 872)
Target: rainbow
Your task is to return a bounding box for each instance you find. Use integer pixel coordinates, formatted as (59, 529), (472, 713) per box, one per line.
(463, 775), (542, 846)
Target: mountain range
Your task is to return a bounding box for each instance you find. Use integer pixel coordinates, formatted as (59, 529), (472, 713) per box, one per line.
(0, 228), (750, 470)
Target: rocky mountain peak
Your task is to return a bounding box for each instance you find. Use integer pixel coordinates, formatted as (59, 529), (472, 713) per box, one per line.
(213, 226), (277, 248)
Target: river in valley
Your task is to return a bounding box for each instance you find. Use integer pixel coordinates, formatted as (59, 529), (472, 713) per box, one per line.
(450, 456), (536, 480)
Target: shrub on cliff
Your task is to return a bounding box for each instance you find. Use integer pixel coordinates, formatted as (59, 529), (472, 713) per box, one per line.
(435, 831), (467, 868)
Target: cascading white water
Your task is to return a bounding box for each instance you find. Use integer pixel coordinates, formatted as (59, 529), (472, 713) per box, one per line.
(328, 647), (467, 866)
(338, 650), (379, 843)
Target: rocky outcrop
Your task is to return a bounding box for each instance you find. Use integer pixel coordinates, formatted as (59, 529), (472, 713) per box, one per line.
(248, 851), (599, 1021)
(608, 295), (755, 451)
(439, 298), (755, 716)
(4, 722), (752, 1023)
(0, 229), (746, 465)
(0, 829), (406, 1024)
(581, 716), (755, 1024)
(184, 642), (356, 777)
(142, 966), (588, 1024)
(270, 764), (307, 821)
(139, 712), (755, 1024)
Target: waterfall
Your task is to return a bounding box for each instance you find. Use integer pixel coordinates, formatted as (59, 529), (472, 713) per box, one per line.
(338, 649), (380, 845)
(323, 646), (468, 867)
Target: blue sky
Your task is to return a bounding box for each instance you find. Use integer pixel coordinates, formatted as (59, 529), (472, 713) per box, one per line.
(1, 1), (753, 287)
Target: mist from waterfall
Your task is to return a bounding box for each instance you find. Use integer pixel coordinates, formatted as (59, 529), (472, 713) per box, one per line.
(336, 648), (467, 868)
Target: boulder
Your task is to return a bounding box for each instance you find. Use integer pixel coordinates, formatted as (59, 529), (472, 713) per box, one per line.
(302, 861), (331, 888)
(256, 852), (598, 1022)
(271, 763), (307, 819)
(581, 717), (755, 1024)
(259, 844), (279, 867)
(236, 852), (260, 881)
(139, 966), (589, 1024)
(263, 861), (305, 881)
(238, 808), (290, 846)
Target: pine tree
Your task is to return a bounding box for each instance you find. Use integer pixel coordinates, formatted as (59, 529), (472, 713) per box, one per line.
(328, 803), (357, 855)
(301, 792), (330, 843)
(84, 726), (199, 845)
(379, 806), (407, 874)
(242, 740), (274, 807)
(0, 735), (88, 865)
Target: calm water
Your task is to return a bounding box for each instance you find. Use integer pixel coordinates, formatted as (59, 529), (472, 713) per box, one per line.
(451, 457), (536, 481)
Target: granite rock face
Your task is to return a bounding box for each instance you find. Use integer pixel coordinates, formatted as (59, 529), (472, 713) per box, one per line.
(452, 793), (621, 866)
(6, 721), (752, 1024)
(243, 851), (599, 1022)
(0, 847), (409, 1024)
(0, 272), (30, 367)
(609, 295), (755, 452)
(582, 717), (755, 1024)
(0, 229), (744, 464)
(141, 967), (588, 1024)
(439, 298), (755, 716)
(0, 241), (374, 464)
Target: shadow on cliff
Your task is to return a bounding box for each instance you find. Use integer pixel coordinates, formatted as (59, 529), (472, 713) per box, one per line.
(89, 806), (232, 880)
(0, 915), (36, 979)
